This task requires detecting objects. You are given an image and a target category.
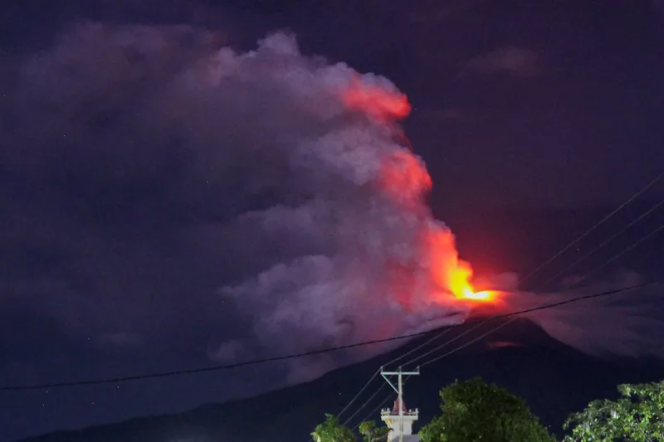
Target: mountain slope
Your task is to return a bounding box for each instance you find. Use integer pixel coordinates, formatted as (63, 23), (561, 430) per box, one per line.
(17, 318), (664, 442)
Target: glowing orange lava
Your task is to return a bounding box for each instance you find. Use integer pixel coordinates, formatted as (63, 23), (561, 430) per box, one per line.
(428, 227), (499, 304)
(447, 266), (498, 304)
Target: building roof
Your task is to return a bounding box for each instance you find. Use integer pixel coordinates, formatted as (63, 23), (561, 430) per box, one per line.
(392, 398), (407, 415)
(386, 398), (418, 416)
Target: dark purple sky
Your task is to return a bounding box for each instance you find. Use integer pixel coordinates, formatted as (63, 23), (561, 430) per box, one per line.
(1, 1), (663, 440)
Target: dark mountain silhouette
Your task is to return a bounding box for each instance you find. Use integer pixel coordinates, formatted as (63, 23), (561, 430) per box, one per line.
(17, 317), (664, 442)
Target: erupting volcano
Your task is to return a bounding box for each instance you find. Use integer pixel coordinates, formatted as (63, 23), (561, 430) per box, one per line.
(218, 34), (515, 380)
(217, 33), (662, 382)
(339, 75), (501, 310)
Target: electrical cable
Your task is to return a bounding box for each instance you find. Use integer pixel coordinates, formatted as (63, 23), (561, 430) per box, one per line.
(344, 278), (646, 425)
(519, 170), (664, 286)
(0, 281), (655, 392)
(402, 319), (493, 369)
(344, 316), (517, 430)
(383, 324), (455, 369)
(345, 317), (520, 430)
(337, 370), (379, 419)
(419, 317), (519, 368)
(342, 383), (388, 426)
(541, 198), (664, 287)
(577, 221), (664, 283)
(352, 391), (398, 431)
(340, 220), (664, 421)
(340, 322), (463, 423)
(369, 178), (664, 386)
(402, 221), (664, 372)
(340, 322), (479, 425)
(351, 377), (413, 430)
(337, 323), (456, 418)
(340, 174), (664, 426)
(346, 231), (662, 419)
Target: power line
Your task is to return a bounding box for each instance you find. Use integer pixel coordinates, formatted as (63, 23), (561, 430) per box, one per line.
(519, 170), (664, 286)
(347, 276), (652, 425)
(383, 324), (455, 369)
(339, 278), (657, 421)
(403, 222), (664, 372)
(350, 377), (413, 430)
(0, 281), (655, 392)
(352, 390), (398, 431)
(395, 217), (664, 374)
(342, 382), (388, 426)
(340, 172), (664, 424)
(406, 173), (664, 377)
(345, 316), (520, 428)
(577, 221), (664, 283)
(339, 320), (457, 419)
(338, 171), (664, 420)
(348, 317), (516, 425)
(339, 326), (456, 422)
(346, 279), (655, 424)
(347, 277), (643, 426)
(337, 370), (379, 419)
(419, 317), (519, 368)
(403, 320), (492, 369)
(541, 198), (664, 287)
(342, 321), (489, 425)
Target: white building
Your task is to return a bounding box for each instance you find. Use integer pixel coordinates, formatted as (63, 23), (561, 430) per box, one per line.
(380, 398), (420, 442)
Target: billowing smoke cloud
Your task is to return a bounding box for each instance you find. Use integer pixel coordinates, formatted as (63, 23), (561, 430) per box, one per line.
(196, 31), (481, 380)
(1, 22), (474, 385)
(2, 21), (662, 393)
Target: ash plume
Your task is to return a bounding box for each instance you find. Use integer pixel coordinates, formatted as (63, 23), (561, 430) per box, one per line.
(3, 21), (662, 393)
(2, 22), (471, 385)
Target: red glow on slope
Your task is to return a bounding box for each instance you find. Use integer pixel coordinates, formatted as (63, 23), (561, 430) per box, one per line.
(488, 341), (526, 349)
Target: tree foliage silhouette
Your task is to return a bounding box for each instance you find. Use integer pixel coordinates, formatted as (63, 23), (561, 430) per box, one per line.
(420, 378), (554, 442)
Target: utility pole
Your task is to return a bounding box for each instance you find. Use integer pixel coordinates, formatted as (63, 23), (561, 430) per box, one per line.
(380, 366), (420, 442)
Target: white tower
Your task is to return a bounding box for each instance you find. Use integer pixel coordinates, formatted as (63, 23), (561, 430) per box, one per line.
(379, 367), (420, 442)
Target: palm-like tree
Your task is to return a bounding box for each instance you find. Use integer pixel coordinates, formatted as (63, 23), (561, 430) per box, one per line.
(359, 421), (391, 442)
(312, 414), (357, 442)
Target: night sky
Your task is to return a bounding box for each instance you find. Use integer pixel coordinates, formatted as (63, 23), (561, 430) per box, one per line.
(1, 1), (664, 441)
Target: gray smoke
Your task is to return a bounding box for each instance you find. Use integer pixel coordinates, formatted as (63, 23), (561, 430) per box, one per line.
(3, 22), (662, 393)
(2, 22), (473, 385)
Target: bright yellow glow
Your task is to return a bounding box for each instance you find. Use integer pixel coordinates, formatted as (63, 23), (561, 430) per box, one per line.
(427, 227), (499, 304)
(459, 288), (495, 302)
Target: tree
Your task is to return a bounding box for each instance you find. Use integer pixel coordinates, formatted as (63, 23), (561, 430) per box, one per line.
(419, 377), (555, 442)
(563, 380), (664, 441)
(312, 414), (357, 442)
(359, 420), (391, 442)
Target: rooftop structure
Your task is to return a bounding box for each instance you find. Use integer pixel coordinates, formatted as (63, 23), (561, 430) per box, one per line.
(380, 398), (419, 441)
